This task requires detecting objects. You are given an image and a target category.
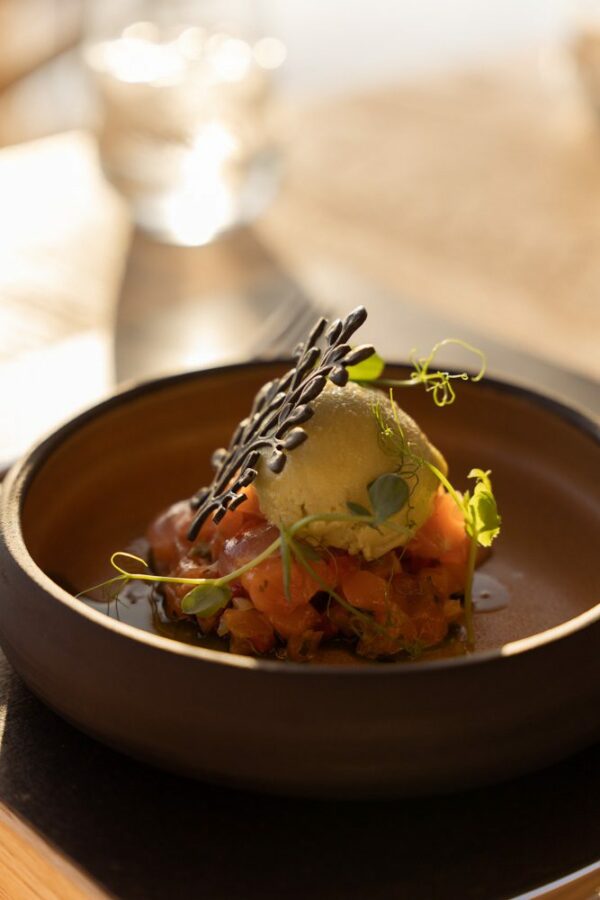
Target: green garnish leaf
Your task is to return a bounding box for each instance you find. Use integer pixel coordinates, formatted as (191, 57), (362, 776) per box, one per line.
(347, 501), (372, 517)
(181, 583), (232, 617)
(468, 467), (492, 493)
(347, 352), (385, 383)
(367, 473), (409, 525)
(466, 468), (501, 548)
(457, 469), (501, 648)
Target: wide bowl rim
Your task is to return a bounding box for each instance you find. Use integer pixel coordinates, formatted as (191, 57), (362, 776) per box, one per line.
(1, 359), (599, 676)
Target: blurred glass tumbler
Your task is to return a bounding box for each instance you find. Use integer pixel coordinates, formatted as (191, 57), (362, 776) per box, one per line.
(571, 2), (600, 120)
(83, 2), (286, 245)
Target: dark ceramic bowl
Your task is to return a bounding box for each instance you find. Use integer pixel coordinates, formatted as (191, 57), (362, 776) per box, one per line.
(0, 362), (599, 798)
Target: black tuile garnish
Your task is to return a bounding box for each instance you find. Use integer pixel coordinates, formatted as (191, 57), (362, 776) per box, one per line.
(187, 306), (375, 540)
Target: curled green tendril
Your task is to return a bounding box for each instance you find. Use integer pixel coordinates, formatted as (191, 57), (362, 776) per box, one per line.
(409, 339), (486, 407)
(373, 339), (486, 407)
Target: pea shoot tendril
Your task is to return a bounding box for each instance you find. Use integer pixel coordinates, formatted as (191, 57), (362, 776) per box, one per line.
(350, 338), (487, 407)
(77, 500), (399, 622)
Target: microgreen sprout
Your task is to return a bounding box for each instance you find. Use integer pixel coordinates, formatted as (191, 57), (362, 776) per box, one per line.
(424, 464), (501, 647)
(351, 338), (486, 407)
(79, 543), (281, 621)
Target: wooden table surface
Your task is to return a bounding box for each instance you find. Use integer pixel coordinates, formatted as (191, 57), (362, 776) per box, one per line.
(258, 57), (600, 382)
(0, 53), (599, 898)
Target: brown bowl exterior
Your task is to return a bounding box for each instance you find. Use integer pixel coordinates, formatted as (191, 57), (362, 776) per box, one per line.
(0, 362), (599, 798)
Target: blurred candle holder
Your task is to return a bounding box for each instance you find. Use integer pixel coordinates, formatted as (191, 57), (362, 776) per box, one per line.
(83, 1), (286, 246)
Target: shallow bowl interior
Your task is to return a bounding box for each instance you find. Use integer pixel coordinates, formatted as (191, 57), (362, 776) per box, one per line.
(20, 362), (600, 655)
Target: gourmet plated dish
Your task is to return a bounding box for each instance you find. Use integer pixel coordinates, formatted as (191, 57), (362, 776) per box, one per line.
(2, 302), (597, 795)
(85, 306), (501, 663)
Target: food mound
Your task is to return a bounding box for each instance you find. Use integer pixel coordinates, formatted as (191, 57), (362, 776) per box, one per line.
(148, 483), (469, 662)
(138, 307), (500, 663)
